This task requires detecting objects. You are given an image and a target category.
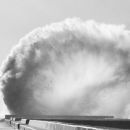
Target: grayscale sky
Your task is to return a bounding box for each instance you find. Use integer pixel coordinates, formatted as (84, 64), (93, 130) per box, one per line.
(0, 0), (130, 65)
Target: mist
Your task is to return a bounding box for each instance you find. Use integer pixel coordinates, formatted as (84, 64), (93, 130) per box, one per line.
(1, 18), (130, 118)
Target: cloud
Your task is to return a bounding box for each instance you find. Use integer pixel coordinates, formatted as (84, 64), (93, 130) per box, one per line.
(0, 89), (9, 118)
(1, 18), (130, 118)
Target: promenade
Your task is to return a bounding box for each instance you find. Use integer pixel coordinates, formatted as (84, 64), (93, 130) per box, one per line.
(2, 115), (130, 130)
(0, 121), (13, 130)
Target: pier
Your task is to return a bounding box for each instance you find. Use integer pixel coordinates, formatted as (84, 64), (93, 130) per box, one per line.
(1, 115), (130, 130)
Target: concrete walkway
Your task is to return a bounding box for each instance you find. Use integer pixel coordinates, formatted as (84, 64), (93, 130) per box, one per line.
(0, 121), (13, 130)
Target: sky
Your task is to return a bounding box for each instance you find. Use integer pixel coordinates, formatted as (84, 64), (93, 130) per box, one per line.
(0, 0), (130, 65)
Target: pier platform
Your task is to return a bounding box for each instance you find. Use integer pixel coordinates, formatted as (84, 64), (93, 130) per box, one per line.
(3, 115), (130, 130)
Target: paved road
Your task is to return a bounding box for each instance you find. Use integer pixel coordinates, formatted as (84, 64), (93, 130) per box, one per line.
(0, 121), (13, 130)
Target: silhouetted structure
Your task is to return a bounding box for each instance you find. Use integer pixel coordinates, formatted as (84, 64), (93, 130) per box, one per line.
(5, 115), (130, 129)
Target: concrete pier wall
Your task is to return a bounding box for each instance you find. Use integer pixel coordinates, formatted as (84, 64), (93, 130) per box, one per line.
(5, 115), (130, 130)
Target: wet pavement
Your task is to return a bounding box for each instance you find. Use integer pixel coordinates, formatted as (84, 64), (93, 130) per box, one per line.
(0, 121), (13, 130)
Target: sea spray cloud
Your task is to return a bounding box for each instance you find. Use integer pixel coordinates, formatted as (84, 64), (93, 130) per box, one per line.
(1, 18), (130, 118)
(0, 90), (9, 118)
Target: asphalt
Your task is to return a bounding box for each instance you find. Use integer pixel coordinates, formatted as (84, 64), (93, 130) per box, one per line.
(0, 121), (13, 130)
